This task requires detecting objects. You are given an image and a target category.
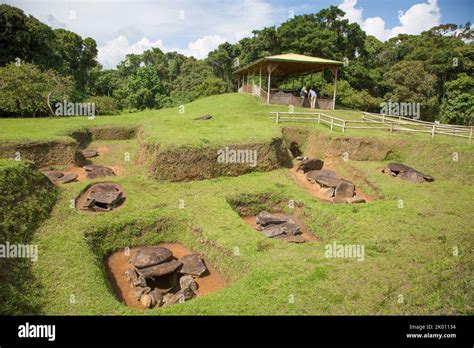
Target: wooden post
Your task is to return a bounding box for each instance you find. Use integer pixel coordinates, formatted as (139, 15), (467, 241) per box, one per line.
(332, 67), (338, 110)
(469, 127), (472, 145)
(330, 117), (334, 131)
(317, 113), (320, 124)
(267, 64), (272, 105)
(431, 124), (436, 138)
(275, 112), (279, 124)
(259, 65), (262, 89)
(237, 76), (240, 91)
(342, 120), (346, 133)
(390, 122), (393, 133)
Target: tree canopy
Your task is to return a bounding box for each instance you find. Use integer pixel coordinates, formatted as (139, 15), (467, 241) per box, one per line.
(0, 3), (472, 123)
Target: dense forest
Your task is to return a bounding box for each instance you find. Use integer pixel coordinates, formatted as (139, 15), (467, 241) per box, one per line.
(0, 4), (472, 124)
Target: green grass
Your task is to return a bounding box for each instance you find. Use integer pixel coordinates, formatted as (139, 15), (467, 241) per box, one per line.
(1, 93), (471, 149)
(1, 93), (473, 315)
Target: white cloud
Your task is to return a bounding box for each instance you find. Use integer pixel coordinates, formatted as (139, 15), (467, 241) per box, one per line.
(98, 35), (225, 68)
(98, 36), (164, 69)
(177, 35), (226, 60)
(338, 0), (441, 41)
(6, 0), (277, 68)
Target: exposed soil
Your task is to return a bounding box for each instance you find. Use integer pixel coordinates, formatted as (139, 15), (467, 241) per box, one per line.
(288, 158), (374, 203)
(145, 138), (292, 182)
(41, 163), (123, 183)
(63, 166), (88, 181)
(289, 168), (332, 202)
(69, 126), (138, 147)
(282, 127), (399, 161)
(95, 146), (111, 155)
(243, 210), (318, 242)
(105, 243), (227, 309)
(88, 126), (137, 141)
(0, 140), (84, 167)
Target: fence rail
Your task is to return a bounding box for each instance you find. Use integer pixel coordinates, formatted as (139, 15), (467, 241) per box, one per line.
(269, 111), (473, 144)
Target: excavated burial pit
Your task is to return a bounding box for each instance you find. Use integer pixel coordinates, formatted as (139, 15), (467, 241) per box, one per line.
(228, 195), (318, 243)
(105, 243), (227, 310)
(289, 158), (374, 204)
(76, 182), (126, 212)
(41, 163), (119, 183)
(243, 211), (318, 243)
(381, 162), (435, 183)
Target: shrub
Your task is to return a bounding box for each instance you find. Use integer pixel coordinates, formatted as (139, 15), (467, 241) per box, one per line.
(0, 62), (72, 117)
(439, 73), (474, 126)
(84, 95), (118, 115)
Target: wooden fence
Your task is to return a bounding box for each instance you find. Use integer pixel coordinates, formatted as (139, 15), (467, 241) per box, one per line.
(269, 111), (473, 144)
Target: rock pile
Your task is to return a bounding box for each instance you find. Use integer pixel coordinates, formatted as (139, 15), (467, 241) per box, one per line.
(382, 163), (434, 183)
(41, 170), (78, 184)
(81, 149), (98, 158)
(297, 157), (365, 204)
(82, 183), (124, 211)
(193, 115), (212, 120)
(83, 164), (116, 179)
(255, 211), (305, 243)
(125, 246), (207, 308)
(296, 157), (324, 173)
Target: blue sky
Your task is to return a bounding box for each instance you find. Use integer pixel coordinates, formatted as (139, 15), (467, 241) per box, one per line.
(5, 0), (473, 68)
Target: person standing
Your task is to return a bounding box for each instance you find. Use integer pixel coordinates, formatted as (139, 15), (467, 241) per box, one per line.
(309, 87), (317, 109)
(300, 87), (308, 107)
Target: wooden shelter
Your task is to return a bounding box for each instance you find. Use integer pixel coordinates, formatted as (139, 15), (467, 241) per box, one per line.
(234, 53), (343, 110)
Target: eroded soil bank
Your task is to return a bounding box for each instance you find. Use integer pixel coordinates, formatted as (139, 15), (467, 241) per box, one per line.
(144, 138), (292, 181)
(0, 140), (83, 167)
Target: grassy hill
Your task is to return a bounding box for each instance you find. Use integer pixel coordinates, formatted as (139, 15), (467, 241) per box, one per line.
(1, 93), (470, 148)
(0, 93), (473, 315)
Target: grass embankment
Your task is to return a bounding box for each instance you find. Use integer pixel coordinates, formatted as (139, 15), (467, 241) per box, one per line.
(0, 160), (57, 314)
(0, 93), (473, 315)
(1, 93), (470, 148)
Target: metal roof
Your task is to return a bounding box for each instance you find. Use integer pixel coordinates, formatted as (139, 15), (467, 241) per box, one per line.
(233, 53), (343, 77)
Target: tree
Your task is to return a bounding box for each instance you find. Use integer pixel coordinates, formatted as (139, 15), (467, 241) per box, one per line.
(277, 6), (366, 61)
(207, 42), (241, 90)
(54, 29), (98, 92)
(0, 5), (98, 95)
(0, 5), (61, 70)
(83, 96), (118, 115)
(322, 79), (381, 111)
(382, 60), (437, 119)
(0, 63), (72, 117)
(439, 73), (474, 125)
(170, 59), (226, 104)
(124, 64), (166, 110)
(238, 27), (279, 66)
